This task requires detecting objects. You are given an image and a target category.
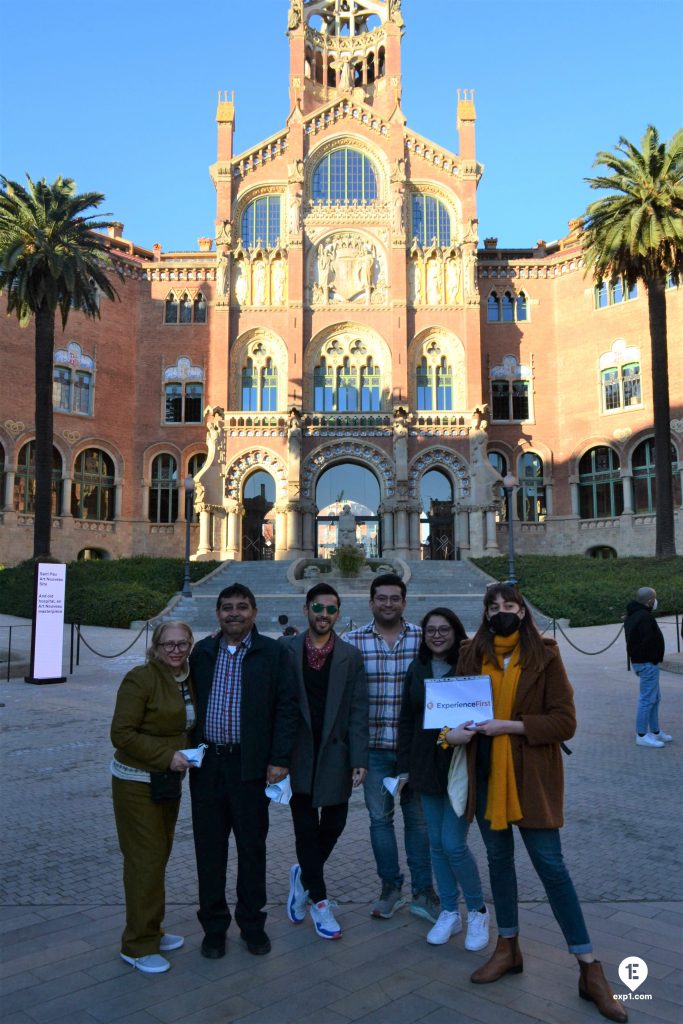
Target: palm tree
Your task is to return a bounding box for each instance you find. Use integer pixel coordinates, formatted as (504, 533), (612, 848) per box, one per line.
(0, 175), (122, 558)
(581, 125), (683, 558)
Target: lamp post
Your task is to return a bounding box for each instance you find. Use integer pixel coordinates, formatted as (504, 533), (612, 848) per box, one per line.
(502, 472), (518, 585)
(182, 475), (195, 599)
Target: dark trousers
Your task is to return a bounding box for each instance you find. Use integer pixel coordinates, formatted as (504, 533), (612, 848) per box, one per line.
(290, 792), (348, 903)
(189, 749), (269, 939)
(112, 777), (180, 957)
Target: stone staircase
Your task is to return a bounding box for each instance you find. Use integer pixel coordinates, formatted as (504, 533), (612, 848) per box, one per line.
(170, 558), (494, 636)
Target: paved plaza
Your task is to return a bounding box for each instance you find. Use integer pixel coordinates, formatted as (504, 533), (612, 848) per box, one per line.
(1, 612), (681, 1023)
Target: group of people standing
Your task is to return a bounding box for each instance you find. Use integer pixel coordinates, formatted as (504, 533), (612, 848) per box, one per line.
(110, 572), (628, 1022)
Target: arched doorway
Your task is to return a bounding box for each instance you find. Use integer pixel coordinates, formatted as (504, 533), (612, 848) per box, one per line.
(242, 470), (276, 560)
(420, 469), (455, 559)
(315, 463), (381, 558)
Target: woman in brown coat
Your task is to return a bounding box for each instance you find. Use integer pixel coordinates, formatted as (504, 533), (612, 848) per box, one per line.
(111, 621), (196, 975)
(452, 583), (627, 1022)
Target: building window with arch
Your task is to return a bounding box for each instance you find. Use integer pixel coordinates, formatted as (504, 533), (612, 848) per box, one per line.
(487, 290), (529, 323)
(517, 452), (547, 522)
(14, 441), (63, 515)
(579, 446), (623, 519)
(71, 448), (115, 521)
(594, 276), (638, 309)
(490, 356), (531, 421)
(240, 195), (281, 248)
(163, 357), (204, 423)
(411, 193), (451, 247)
(53, 342), (94, 415)
(241, 356), (279, 412)
(416, 356), (453, 411)
(360, 357), (381, 411)
(312, 148), (378, 205)
(599, 341), (641, 413)
(149, 454), (178, 523)
(632, 438), (681, 513)
(314, 353), (382, 413)
(165, 291), (208, 324)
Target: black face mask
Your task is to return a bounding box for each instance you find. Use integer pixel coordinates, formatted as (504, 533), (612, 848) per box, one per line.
(488, 611), (521, 637)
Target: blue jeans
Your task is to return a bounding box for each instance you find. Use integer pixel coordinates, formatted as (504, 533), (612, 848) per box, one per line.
(632, 662), (661, 735)
(363, 749), (433, 893)
(476, 773), (592, 954)
(421, 794), (484, 913)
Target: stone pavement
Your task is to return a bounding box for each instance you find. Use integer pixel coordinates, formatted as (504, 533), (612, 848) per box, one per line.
(1, 613), (681, 1023)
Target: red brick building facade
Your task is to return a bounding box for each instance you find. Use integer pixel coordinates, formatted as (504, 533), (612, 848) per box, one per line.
(1, 0), (681, 566)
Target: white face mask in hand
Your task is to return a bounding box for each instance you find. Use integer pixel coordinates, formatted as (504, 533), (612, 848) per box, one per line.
(652, 599), (658, 611)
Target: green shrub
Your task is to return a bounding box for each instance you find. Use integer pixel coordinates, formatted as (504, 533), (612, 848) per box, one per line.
(472, 555), (682, 626)
(332, 545), (366, 577)
(0, 557), (222, 627)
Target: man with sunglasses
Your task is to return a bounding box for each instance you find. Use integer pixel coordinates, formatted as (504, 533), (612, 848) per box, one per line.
(343, 573), (438, 923)
(285, 583), (368, 940)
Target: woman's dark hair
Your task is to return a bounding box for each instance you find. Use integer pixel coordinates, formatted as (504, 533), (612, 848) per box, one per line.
(418, 607), (467, 667)
(457, 582), (546, 673)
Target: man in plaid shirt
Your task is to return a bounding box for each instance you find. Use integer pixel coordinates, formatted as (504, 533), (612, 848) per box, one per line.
(343, 573), (439, 922)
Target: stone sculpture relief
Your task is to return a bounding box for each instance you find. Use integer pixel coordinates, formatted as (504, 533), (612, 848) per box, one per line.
(312, 235), (381, 304)
(272, 259), (286, 305)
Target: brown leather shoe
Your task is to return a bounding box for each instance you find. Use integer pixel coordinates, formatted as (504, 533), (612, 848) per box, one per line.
(578, 960), (628, 1021)
(470, 935), (523, 984)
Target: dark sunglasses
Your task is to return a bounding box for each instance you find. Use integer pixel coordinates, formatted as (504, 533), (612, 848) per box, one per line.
(310, 602), (339, 615)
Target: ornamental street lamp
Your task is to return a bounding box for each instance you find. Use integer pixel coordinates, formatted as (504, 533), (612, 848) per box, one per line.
(182, 475), (195, 599)
(502, 472), (518, 585)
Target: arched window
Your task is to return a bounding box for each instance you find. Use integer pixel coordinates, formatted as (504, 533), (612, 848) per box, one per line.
(516, 292), (528, 321)
(488, 451), (508, 522)
(149, 454), (178, 523)
(416, 356), (432, 410)
(53, 341), (94, 415)
(599, 341), (641, 413)
(360, 357), (381, 411)
(594, 276), (637, 308)
(241, 358), (258, 411)
(337, 358), (358, 411)
(632, 439), (681, 513)
(179, 294), (193, 324)
(193, 293), (207, 323)
(71, 448), (115, 521)
(501, 291), (514, 323)
(579, 446), (623, 519)
(490, 356), (531, 421)
(164, 357), (204, 423)
(164, 291), (207, 324)
(240, 195), (281, 248)
(517, 452), (546, 522)
(487, 292), (500, 322)
(314, 357), (334, 411)
(261, 358), (278, 411)
(14, 442), (62, 514)
(488, 290), (528, 323)
(312, 149), (378, 204)
(411, 193), (451, 247)
(416, 351), (455, 411)
(165, 294), (179, 323)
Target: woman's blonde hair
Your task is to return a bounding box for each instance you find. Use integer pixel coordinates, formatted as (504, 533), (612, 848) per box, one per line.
(147, 620), (194, 662)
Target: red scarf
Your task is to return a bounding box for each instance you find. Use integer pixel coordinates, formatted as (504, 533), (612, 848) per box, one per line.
(304, 631), (335, 670)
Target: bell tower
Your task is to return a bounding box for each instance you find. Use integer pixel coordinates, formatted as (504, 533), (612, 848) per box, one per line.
(288, 0), (404, 116)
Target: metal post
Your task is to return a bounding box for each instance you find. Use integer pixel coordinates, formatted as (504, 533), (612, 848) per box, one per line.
(182, 476), (195, 599)
(70, 622), (75, 675)
(6, 627), (11, 683)
(76, 621), (82, 668)
(502, 473), (517, 585)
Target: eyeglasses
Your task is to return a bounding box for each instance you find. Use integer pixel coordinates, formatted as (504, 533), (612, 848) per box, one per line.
(158, 641), (191, 653)
(310, 602), (339, 615)
(424, 626), (453, 638)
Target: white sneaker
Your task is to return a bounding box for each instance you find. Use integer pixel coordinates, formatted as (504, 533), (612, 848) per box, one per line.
(426, 910), (462, 945)
(159, 933), (184, 952)
(464, 907), (490, 951)
(120, 952), (170, 974)
(310, 899), (342, 940)
(636, 733), (665, 747)
(652, 731), (673, 743)
(287, 864), (308, 923)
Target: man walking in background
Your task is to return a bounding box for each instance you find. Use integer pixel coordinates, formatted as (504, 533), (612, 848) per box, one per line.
(344, 573), (438, 922)
(625, 586), (671, 748)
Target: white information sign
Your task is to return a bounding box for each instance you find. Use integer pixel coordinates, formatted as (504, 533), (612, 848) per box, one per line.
(423, 675), (494, 730)
(29, 563), (67, 682)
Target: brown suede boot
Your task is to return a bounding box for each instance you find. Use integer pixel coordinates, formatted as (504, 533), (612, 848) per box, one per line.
(578, 960), (628, 1022)
(470, 935), (523, 984)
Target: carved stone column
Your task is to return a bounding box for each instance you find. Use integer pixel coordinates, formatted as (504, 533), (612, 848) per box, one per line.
(286, 503), (302, 557)
(484, 507), (499, 554)
(4, 469), (15, 511)
(381, 505), (394, 554)
(394, 506), (409, 558)
(301, 503), (317, 557)
(621, 473), (634, 514)
(570, 480), (580, 516)
(457, 508), (470, 555)
(544, 482), (554, 517)
(409, 507), (421, 557)
(225, 500), (242, 560)
(274, 505), (288, 559)
(61, 476), (73, 518)
(114, 481), (123, 520)
(468, 509), (485, 557)
(197, 509), (211, 556)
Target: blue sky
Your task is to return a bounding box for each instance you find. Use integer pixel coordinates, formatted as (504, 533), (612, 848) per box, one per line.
(2, 0), (680, 251)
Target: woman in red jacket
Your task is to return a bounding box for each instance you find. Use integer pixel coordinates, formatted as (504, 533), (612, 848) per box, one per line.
(454, 583), (627, 1022)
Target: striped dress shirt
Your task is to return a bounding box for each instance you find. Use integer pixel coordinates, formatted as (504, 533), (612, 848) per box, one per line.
(204, 630), (253, 744)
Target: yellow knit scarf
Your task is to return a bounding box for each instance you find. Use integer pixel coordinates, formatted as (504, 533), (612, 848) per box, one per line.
(481, 632), (523, 830)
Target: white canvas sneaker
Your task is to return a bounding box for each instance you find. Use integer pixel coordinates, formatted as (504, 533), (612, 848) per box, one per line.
(636, 733), (665, 747)
(120, 953), (170, 974)
(310, 899), (342, 939)
(464, 907), (490, 951)
(159, 933), (184, 951)
(651, 731), (673, 743)
(426, 910), (462, 945)
(287, 864), (308, 923)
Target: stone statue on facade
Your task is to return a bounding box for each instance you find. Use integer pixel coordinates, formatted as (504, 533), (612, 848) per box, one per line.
(272, 258), (286, 304)
(389, 0), (404, 28)
(409, 258), (422, 303)
(464, 248), (478, 298)
(288, 0), (302, 30)
(216, 251), (230, 296)
(253, 259), (267, 304)
(216, 219), (232, 247)
(446, 255), (461, 304)
(337, 504), (358, 547)
(234, 260), (248, 304)
(426, 258), (442, 305)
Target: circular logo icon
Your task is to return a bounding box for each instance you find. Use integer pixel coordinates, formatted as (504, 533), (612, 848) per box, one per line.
(618, 957), (648, 993)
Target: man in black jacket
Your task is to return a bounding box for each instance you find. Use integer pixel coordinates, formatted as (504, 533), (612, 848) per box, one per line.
(624, 587), (670, 749)
(189, 583), (298, 957)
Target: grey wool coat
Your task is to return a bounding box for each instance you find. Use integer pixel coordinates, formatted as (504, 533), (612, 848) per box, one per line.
(286, 632), (369, 807)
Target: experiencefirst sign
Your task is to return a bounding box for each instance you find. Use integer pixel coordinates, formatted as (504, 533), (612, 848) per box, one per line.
(27, 563), (67, 684)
